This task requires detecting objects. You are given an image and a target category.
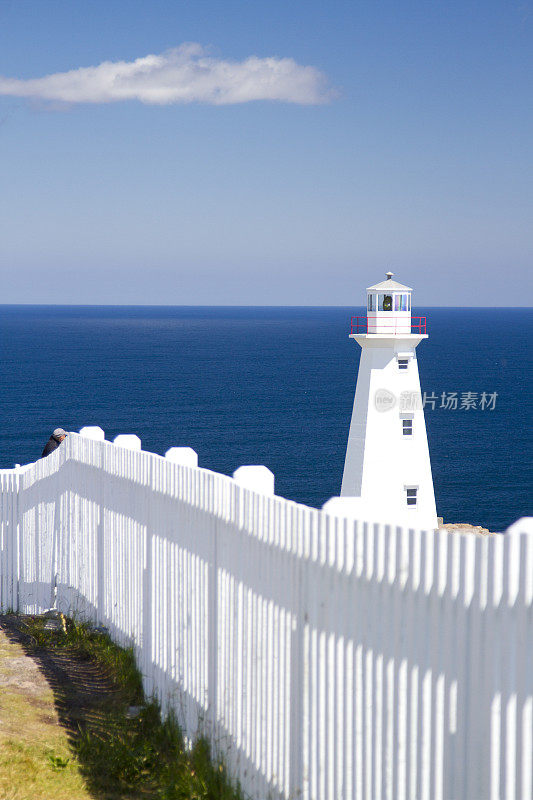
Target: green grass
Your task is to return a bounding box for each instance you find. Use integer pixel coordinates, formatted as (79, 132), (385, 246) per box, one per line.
(18, 615), (245, 800)
(0, 621), (94, 800)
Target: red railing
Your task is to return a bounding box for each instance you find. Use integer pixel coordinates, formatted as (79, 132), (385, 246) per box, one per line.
(350, 316), (427, 335)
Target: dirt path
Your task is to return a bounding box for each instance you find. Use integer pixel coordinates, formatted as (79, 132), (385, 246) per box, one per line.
(0, 620), (94, 800)
(0, 615), (241, 800)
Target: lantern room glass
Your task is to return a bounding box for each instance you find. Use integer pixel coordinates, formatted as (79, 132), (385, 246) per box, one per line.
(394, 294), (409, 311)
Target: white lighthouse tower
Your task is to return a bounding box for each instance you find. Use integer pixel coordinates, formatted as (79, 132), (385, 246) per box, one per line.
(339, 272), (438, 530)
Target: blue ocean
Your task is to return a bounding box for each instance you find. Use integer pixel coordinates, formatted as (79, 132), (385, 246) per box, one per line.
(0, 306), (530, 531)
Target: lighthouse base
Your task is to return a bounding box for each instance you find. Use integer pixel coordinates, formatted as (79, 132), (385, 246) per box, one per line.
(323, 495), (438, 531)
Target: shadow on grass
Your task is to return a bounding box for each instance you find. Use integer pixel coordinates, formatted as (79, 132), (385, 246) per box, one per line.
(0, 614), (244, 800)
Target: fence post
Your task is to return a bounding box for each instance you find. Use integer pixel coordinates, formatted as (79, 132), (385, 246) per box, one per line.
(113, 434), (141, 450)
(208, 516), (219, 749)
(14, 465), (21, 612)
(233, 465), (275, 495)
(79, 426), (106, 441)
(165, 447), (198, 467)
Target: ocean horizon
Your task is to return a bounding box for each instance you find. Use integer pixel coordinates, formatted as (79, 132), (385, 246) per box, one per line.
(1, 304), (531, 531)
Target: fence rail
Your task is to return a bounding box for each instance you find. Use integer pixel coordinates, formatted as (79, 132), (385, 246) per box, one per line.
(0, 431), (531, 800)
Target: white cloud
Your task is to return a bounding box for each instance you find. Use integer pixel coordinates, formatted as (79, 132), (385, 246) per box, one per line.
(0, 44), (332, 106)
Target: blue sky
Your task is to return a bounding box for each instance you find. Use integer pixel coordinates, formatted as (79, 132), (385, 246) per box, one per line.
(0, 0), (531, 305)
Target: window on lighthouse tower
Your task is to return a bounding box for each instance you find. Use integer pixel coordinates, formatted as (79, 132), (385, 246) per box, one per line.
(402, 419), (413, 436)
(405, 487), (418, 507)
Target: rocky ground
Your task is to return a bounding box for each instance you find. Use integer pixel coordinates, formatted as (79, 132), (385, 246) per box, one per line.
(437, 518), (495, 535)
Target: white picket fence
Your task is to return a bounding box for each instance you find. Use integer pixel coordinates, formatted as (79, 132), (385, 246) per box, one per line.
(0, 430), (531, 800)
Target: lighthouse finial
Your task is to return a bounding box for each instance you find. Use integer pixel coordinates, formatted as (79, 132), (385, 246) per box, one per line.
(386, 270), (394, 280)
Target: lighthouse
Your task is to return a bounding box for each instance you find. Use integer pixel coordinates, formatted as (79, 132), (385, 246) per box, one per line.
(339, 272), (438, 530)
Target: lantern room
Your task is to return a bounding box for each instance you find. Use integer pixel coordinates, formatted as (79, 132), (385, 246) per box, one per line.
(366, 271), (412, 334)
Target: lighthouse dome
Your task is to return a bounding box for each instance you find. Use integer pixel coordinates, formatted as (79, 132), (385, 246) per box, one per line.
(366, 272), (412, 292)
